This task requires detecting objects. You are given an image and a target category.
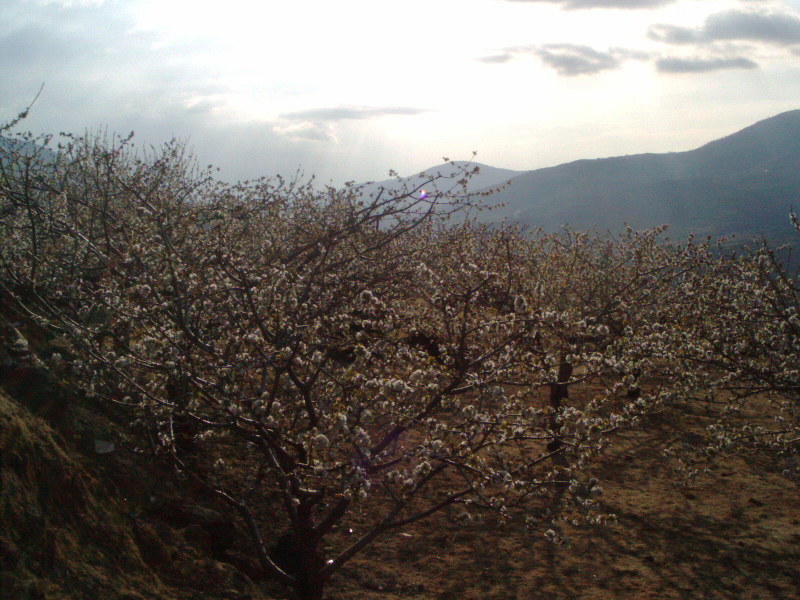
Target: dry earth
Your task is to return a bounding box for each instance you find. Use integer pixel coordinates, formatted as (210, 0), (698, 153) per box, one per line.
(328, 403), (800, 600)
(2, 329), (798, 600)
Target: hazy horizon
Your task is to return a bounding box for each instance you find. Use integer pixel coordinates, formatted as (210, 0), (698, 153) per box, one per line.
(3, 0), (800, 186)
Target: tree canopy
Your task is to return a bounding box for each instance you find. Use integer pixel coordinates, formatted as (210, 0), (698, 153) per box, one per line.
(1, 123), (797, 600)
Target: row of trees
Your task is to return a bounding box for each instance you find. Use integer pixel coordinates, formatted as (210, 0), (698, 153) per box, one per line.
(1, 120), (797, 600)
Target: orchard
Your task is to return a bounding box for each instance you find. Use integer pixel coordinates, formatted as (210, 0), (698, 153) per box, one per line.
(1, 117), (797, 600)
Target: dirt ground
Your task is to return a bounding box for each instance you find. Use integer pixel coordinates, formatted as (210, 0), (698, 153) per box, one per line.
(3, 332), (798, 600)
(326, 404), (800, 600)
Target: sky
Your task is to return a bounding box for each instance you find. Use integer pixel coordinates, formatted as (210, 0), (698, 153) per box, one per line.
(2, 0), (800, 186)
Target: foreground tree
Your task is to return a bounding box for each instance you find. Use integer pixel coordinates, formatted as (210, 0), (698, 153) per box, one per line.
(651, 226), (800, 477)
(2, 121), (787, 598)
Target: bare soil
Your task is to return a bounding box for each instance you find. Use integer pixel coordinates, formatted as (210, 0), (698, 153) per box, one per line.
(2, 337), (798, 600)
(327, 404), (800, 600)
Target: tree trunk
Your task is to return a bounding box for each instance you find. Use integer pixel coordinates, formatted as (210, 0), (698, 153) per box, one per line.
(275, 527), (327, 600)
(294, 574), (325, 600)
(547, 358), (572, 451)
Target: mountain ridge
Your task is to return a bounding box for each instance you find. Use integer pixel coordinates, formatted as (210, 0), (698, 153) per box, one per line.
(477, 109), (800, 240)
(366, 110), (800, 241)
(357, 161), (524, 198)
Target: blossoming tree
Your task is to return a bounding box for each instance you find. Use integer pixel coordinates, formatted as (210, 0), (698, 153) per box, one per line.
(3, 122), (794, 599)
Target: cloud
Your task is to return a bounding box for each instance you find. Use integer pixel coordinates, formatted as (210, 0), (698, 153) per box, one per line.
(272, 106), (429, 146)
(656, 56), (758, 73)
(0, 1), (231, 121)
(272, 122), (337, 143)
(705, 10), (800, 45)
(649, 9), (800, 46)
(505, 0), (673, 8)
(478, 53), (513, 64)
(536, 44), (620, 75)
(0, 1), (435, 185)
(279, 106), (428, 122)
(480, 44), (648, 76)
(0, 1), (338, 183)
(647, 24), (703, 45)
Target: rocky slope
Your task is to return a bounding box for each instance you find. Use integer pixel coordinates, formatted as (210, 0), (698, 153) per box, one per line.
(0, 317), (270, 600)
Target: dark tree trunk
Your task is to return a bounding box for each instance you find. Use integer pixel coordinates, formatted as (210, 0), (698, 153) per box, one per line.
(547, 358), (573, 452)
(294, 573), (325, 600)
(272, 526), (327, 600)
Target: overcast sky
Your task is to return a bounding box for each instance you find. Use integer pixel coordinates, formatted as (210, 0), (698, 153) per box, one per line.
(3, 0), (800, 185)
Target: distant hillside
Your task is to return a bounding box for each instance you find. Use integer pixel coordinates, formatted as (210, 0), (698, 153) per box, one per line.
(367, 111), (800, 243)
(356, 161), (524, 199)
(476, 110), (800, 241)
(0, 135), (57, 168)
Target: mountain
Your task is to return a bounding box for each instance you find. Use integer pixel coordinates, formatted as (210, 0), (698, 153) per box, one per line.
(356, 161), (524, 199)
(477, 110), (800, 241)
(372, 111), (800, 242)
(0, 136), (58, 168)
